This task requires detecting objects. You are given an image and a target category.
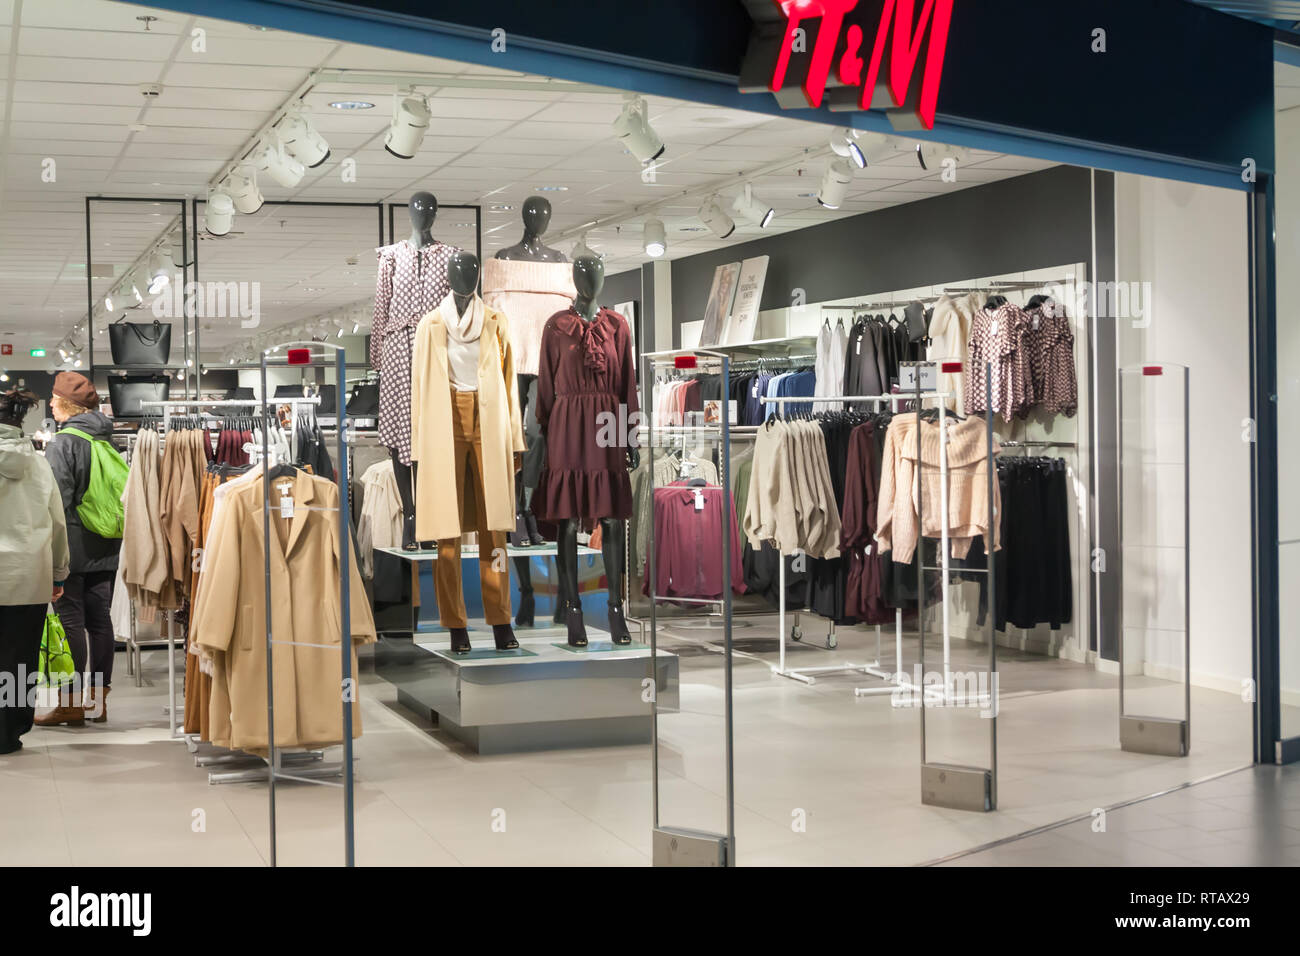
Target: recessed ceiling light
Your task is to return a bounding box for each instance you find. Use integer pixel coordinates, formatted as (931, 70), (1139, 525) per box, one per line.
(678, 226), (706, 232)
(452, 222), (475, 227)
(489, 203), (514, 212)
(797, 192), (818, 199)
(329, 100), (375, 110)
(534, 185), (568, 192)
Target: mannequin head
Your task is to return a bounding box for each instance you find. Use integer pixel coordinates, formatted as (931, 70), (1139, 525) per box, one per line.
(572, 255), (604, 321)
(520, 196), (552, 238)
(448, 251), (480, 298)
(408, 191), (438, 246)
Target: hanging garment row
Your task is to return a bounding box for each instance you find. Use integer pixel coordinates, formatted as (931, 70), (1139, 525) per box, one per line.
(965, 294), (1078, 422)
(642, 479), (746, 604)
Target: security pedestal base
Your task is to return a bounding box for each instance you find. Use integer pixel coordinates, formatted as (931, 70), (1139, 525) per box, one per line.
(1120, 715), (1188, 757)
(653, 826), (727, 867)
(922, 762), (994, 812)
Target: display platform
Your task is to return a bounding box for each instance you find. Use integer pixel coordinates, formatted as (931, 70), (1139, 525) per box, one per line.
(374, 624), (679, 755)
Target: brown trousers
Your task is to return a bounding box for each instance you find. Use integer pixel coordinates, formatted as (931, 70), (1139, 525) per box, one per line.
(435, 389), (512, 627)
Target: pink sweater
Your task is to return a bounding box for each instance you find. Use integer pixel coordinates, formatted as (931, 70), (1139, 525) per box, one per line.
(483, 258), (576, 377)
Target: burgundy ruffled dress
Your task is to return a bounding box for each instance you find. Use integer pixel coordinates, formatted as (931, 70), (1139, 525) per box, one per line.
(534, 307), (639, 525)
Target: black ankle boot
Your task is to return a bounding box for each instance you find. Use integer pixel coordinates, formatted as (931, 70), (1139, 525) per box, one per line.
(565, 605), (588, 648)
(607, 602), (632, 645)
(449, 628), (471, 654)
(525, 511), (546, 546)
(402, 513), (417, 551)
(493, 624), (520, 651)
(515, 590), (535, 627)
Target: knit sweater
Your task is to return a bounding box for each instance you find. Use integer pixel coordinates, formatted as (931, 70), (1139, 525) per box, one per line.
(875, 412), (1001, 564)
(483, 258), (577, 377)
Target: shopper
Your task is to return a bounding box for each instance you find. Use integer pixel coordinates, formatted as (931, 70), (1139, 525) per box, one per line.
(0, 388), (70, 753)
(38, 373), (120, 727)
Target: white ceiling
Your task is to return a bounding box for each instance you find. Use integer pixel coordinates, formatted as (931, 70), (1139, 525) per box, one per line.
(0, 0), (1056, 360)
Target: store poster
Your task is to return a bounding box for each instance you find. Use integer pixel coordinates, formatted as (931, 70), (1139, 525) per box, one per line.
(722, 255), (770, 345)
(614, 300), (637, 369)
(699, 262), (741, 346)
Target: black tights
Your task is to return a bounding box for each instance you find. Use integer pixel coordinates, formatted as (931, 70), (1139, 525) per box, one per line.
(555, 518), (626, 612)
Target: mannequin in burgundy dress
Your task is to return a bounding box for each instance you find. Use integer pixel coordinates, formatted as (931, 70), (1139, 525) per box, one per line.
(535, 255), (639, 647)
(492, 197), (567, 626)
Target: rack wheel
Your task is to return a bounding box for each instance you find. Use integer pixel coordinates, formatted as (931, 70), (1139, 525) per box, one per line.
(791, 625), (803, 642)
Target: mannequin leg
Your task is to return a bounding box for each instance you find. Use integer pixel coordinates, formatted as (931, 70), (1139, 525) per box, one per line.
(600, 518), (632, 645)
(390, 448), (417, 551)
(557, 518), (586, 647)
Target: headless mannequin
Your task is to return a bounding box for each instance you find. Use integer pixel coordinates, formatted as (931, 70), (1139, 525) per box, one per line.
(394, 191), (439, 550)
(495, 198), (567, 624)
(552, 255), (639, 647)
(441, 252), (519, 655)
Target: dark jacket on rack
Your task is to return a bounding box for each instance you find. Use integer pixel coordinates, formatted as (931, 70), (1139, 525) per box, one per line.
(46, 410), (122, 574)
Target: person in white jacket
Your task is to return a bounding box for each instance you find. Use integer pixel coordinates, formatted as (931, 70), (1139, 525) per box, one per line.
(0, 388), (71, 753)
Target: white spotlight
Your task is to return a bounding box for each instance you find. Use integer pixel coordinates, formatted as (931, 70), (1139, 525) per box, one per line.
(278, 105), (330, 168)
(917, 141), (971, 172)
(0, 372), (8, 383)
(829, 127), (866, 169)
(147, 250), (171, 294)
(385, 92), (431, 159)
(698, 195), (736, 239)
(206, 191), (235, 236)
(104, 293), (114, 313)
(643, 218), (666, 258)
(817, 159), (854, 210)
(254, 135), (304, 188)
(169, 230), (188, 268)
(352, 321), (360, 334)
(733, 184), (774, 229)
(613, 95), (665, 164)
(226, 165), (264, 214)
(125, 271), (143, 304)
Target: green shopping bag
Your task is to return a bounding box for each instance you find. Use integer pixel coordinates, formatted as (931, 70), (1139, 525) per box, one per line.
(38, 609), (76, 688)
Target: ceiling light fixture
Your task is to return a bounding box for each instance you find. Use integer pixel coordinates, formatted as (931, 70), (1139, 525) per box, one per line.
(125, 271), (144, 304)
(328, 100), (375, 110)
(385, 91), (431, 159)
(147, 251), (171, 294)
(205, 191), (235, 236)
(643, 218), (667, 258)
(254, 134), (305, 188)
(817, 159), (854, 210)
(104, 293), (114, 313)
(0, 372), (8, 383)
(613, 94), (665, 164)
(916, 141), (972, 171)
(169, 230), (189, 268)
(279, 104), (331, 168)
(534, 185), (568, 192)
(698, 195), (736, 239)
(733, 183), (774, 229)
(226, 164), (264, 214)
(829, 127), (867, 169)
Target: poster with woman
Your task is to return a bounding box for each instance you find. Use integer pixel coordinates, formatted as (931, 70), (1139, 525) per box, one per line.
(699, 262), (740, 346)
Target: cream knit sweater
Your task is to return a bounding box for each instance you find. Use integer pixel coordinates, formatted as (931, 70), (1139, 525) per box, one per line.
(875, 412), (1001, 564)
(482, 258), (577, 377)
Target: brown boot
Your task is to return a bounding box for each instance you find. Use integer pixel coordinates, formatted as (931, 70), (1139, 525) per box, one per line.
(34, 687), (86, 728)
(86, 685), (109, 723)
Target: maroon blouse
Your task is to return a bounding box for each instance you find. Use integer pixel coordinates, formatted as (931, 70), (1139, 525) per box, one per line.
(642, 483), (746, 602)
(534, 307), (639, 524)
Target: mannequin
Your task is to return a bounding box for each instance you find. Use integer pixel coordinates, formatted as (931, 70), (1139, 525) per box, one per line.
(373, 191), (455, 551)
(489, 197), (574, 626)
(535, 255), (639, 647)
(414, 250), (523, 655)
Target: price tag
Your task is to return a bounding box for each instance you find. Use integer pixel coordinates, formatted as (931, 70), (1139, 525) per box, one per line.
(280, 496), (294, 519)
(899, 363), (938, 391)
(693, 490), (705, 511)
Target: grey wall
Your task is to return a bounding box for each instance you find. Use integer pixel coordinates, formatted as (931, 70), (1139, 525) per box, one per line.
(669, 165), (1095, 345)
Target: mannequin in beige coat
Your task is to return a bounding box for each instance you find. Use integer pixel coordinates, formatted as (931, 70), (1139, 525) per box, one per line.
(411, 252), (526, 653)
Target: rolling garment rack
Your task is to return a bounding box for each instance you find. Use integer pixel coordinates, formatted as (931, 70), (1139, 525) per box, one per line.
(134, 396), (323, 742)
(643, 347), (737, 867)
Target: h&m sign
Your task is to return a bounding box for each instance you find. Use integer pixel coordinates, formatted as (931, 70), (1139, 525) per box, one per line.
(738, 0), (953, 130)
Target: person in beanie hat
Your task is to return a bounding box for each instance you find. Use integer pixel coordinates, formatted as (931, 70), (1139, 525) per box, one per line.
(38, 372), (119, 727)
(0, 388), (70, 752)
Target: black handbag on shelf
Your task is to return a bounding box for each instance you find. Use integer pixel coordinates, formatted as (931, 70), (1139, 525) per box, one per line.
(108, 320), (172, 366)
(108, 374), (170, 418)
(345, 382), (379, 417)
(273, 383), (336, 416)
(223, 387), (255, 401)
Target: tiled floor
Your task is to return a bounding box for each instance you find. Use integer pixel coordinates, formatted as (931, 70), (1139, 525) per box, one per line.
(0, 619), (1257, 866)
(937, 765), (1300, 866)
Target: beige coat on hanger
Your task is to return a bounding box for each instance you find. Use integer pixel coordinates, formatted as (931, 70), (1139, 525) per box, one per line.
(196, 470), (376, 753)
(410, 295), (526, 542)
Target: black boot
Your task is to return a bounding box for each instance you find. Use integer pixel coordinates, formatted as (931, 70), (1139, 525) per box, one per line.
(607, 602), (632, 645)
(554, 518), (580, 626)
(392, 451), (418, 551)
(493, 624), (520, 651)
(565, 605), (588, 648)
(515, 589), (535, 628)
(449, 627), (471, 654)
(525, 511), (546, 546)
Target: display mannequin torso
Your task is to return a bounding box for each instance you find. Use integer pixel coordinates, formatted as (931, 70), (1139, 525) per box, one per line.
(572, 254), (604, 322)
(495, 196), (567, 262)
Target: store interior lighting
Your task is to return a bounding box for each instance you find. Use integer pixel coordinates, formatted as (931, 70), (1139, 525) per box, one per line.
(817, 159), (854, 210)
(278, 104), (331, 168)
(917, 141), (973, 171)
(612, 94), (665, 164)
(255, 134), (305, 188)
(125, 271), (143, 304)
(733, 183), (775, 229)
(643, 218), (666, 258)
(226, 165), (264, 214)
(698, 195), (736, 239)
(385, 91), (431, 159)
(830, 126), (867, 169)
(205, 191), (235, 236)
(147, 250), (171, 294)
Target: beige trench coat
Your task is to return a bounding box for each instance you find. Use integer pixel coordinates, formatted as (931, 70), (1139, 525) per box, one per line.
(410, 295), (526, 542)
(196, 470), (376, 752)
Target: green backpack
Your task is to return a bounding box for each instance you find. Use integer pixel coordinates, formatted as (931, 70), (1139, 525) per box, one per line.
(60, 427), (128, 538)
